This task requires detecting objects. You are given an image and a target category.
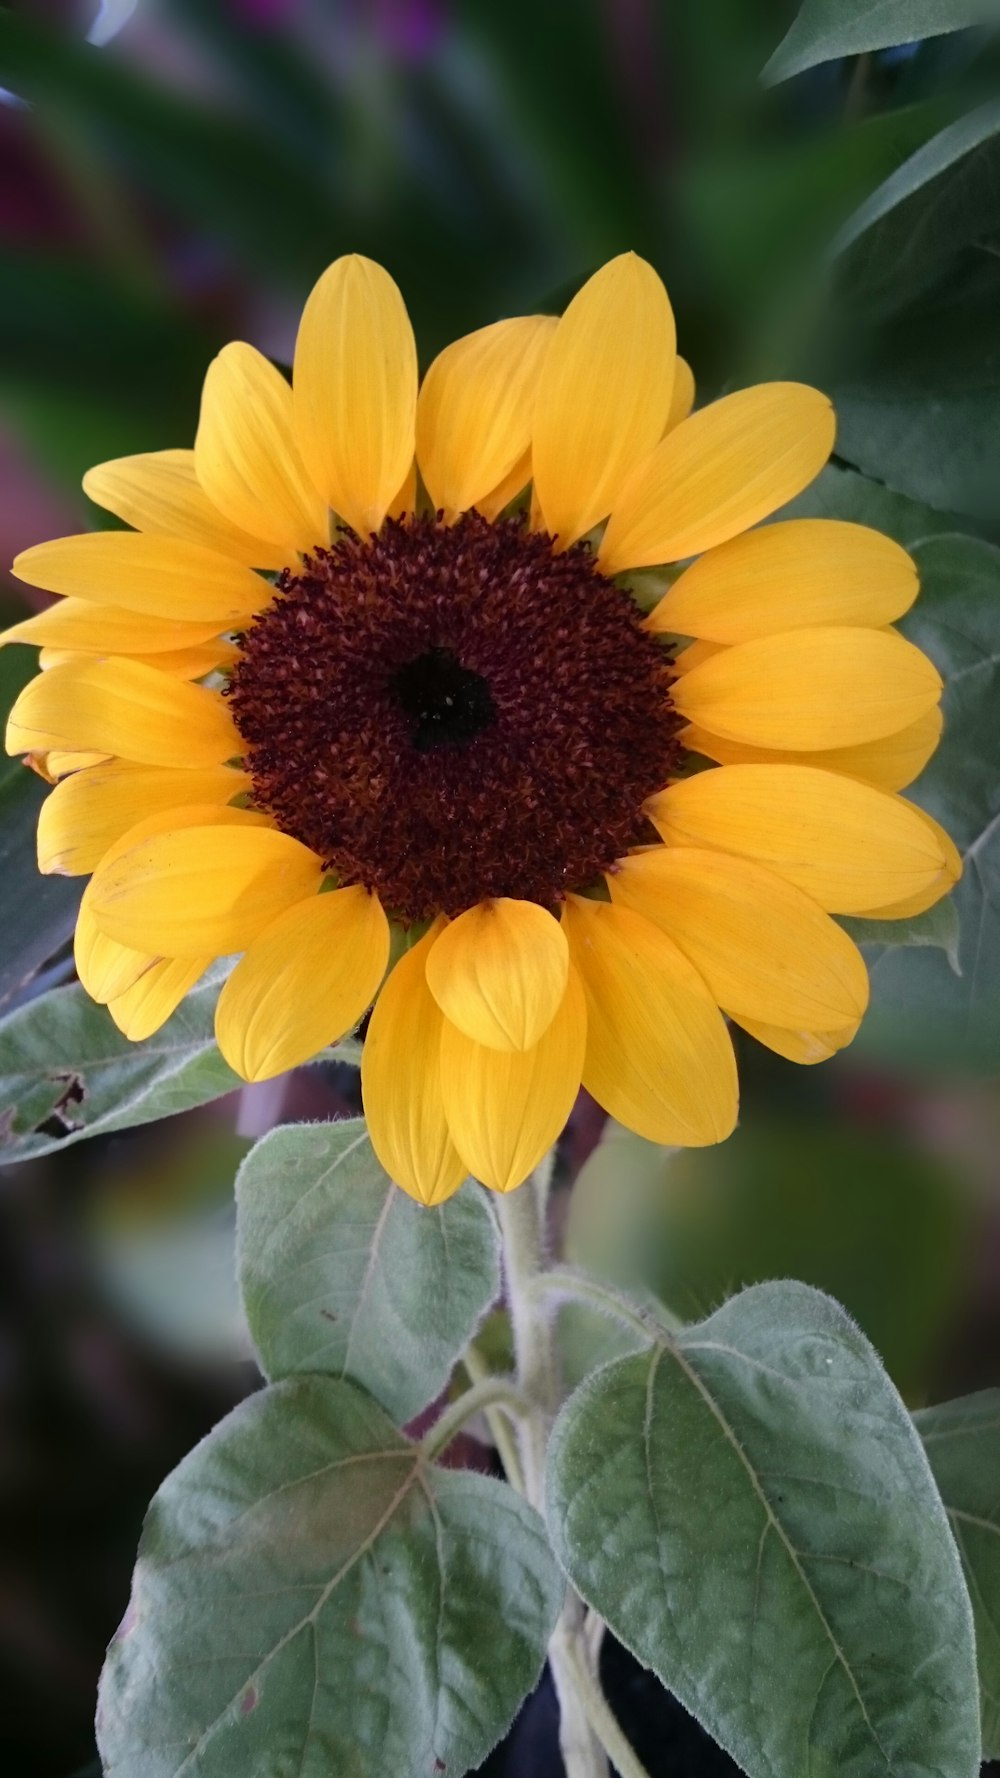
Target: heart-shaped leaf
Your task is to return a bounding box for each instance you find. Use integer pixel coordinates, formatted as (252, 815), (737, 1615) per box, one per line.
(547, 1280), (980, 1778)
(236, 1120), (500, 1423)
(98, 1375), (563, 1778)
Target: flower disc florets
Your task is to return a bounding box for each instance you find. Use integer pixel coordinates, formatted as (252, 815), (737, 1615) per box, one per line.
(227, 512), (681, 919)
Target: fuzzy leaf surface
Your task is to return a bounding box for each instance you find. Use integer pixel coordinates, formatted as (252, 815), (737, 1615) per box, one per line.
(237, 1120), (499, 1423)
(918, 1390), (1000, 1757)
(547, 1280), (980, 1778)
(97, 1376), (562, 1778)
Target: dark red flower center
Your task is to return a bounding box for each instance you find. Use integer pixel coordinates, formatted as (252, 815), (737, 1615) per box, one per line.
(227, 512), (681, 920)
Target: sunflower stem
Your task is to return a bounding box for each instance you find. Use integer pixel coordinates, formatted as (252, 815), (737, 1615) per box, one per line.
(461, 1342), (526, 1494)
(533, 1264), (683, 1341)
(495, 1169), (610, 1778)
(419, 1376), (530, 1465)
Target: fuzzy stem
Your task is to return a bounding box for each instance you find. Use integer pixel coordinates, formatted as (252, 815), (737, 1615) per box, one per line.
(419, 1376), (530, 1464)
(495, 1177), (609, 1778)
(462, 1342), (526, 1494)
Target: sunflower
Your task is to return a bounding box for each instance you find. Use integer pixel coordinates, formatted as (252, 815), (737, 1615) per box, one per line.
(3, 253), (956, 1204)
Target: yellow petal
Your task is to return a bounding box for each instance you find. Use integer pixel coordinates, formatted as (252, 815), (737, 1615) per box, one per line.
(424, 898), (569, 1052)
(475, 448), (532, 522)
(648, 765), (954, 913)
(666, 356), (695, 431)
(89, 820), (322, 955)
(38, 640), (239, 680)
(599, 383), (835, 573)
(673, 626), (942, 751)
(417, 315), (557, 518)
(671, 639), (724, 676)
(562, 894), (737, 1146)
(29, 749), (109, 782)
(13, 534), (269, 625)
(680, 706), (943, 793)
(648, 520), (918, 643)
(83, 449), (288, 570)
(215, 887), (390, 1082)
(293, 254), (417, 538)
(75, 899), (151, 1004)
(6, 658), (241, 767)
(440, 964), (586, 1193)
(361, 923), (467, 1207)
(38, 760), (248, 875)
(532, 254), (676, 547)
(195, 342), (329, 553)
(388, 461), (417, 520)
(609, 846), (868, 1029)
(736, 1016), (860, 1065)
(861, 808), (961, 916)
(0, 596), (224, 655)
(108, 955), (212, 1041)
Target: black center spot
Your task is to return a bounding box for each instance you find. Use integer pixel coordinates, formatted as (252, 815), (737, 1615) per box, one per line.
(391, 646), (497, 751)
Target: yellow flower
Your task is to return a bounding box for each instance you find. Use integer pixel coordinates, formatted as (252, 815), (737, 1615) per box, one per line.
(3, 253), (956, 1204)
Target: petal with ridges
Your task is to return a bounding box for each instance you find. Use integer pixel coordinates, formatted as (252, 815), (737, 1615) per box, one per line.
(6, 658), (241, 768)
(89, 821), (322, 955)
(215, 887), (390, 1082)
(440, 965), (586, 1193)
(666, 356), (695, 431)
(417, 315), (557, 519)
(361, 923), (467, 1207)
(648, 520), (918, 643)
(609, 847), (868, 1029)
(196, 342), (329, 553)
(425, 898), (569, 1052)
(38, 640), (239, 679)
(30, 749), (109, 782)
(599, 382), (835, 573)
(672, 626), (942, 750)
(532, 254), (676, 547)
(38, 760), (248, 875)
(680, 707), (943, 793)
(108, 956), (213, 1041)
(862, 808), (961, 917)
(562, 894), (737, 1147)
(75, 899), (151, 1004)
(388, 461), (417, 521)
(648, 765), (953, 913)
(736, 1016), (860, 1065)
(12, 533), (269, 625)
(475, 448), (532, 521)
(83, 449), (288, 569)
(0, 596), (224, 655)
(293, 254), (417, 538)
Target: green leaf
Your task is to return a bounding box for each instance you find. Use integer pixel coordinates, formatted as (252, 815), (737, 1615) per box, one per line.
(236, 1120), (500, 1424)
(917, 1391), (1000, 1757)
(826, 275), (1000, 519)
(858, 534), (1000, 1069)
(832, 98), (1000, 316)
(568, 1119), (969, 1395)
(763, 1), (992, 85)
(0, 968), (241, 1160)
(97, 1375), (563, 1778)
(547, 1281), (981, 1778)
(840, 897), (961, 973)
(778, 459), (966, 545)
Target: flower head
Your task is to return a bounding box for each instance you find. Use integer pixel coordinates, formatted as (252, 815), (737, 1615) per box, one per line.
(4, 253), (956, 1202)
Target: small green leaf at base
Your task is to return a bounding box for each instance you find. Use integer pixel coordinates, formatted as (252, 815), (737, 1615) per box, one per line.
(547, 1280), (981, 1778)
(917, 1391), (1000, 1758)
(236, 1120), (500, 1424)
(97, 1375), (563, 1778)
